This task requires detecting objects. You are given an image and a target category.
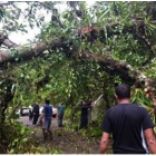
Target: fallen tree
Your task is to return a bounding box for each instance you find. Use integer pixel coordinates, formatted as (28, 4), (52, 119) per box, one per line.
(0, 16), (155, 86)
(0, 2), (156, 153)
(0, 1), (156, 123)
(0, 33), (155, 91)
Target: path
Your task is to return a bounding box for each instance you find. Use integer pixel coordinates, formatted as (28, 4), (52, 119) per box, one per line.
(31, 127), (100, 154)
(17, 116), (58, 128)
(17, 116), (106, 154)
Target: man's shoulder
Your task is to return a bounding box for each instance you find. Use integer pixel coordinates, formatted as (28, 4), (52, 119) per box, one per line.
(107, 104), (121, 111)
(131, 103), (148, 111)
(108, 103), (146, 112)
(105, 105), (117, 115)
(44, 104), (52, 109)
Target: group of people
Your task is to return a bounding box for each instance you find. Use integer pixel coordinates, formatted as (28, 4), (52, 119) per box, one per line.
(29, 100), (65, 140)
(27, 83), (156, 154)
(28, 98), (93, 140)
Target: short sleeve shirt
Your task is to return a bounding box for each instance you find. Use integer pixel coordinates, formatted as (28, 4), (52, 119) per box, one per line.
(44, 104), (53, 119)
(102, 103), (154, 154)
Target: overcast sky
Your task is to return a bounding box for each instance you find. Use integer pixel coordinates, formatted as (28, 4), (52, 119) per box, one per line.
(8, 1), (95, 45)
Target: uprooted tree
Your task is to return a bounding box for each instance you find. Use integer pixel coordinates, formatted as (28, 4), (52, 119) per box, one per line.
(0, 1), (156, 153)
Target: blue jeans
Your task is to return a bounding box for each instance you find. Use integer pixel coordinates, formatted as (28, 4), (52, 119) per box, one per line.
(44, 117), (51, 130)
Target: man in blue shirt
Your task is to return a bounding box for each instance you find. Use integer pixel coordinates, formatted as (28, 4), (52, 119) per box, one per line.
(42, 99), (53, 140)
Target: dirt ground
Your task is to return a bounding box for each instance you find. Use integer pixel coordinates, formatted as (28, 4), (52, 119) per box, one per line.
(32, 127), (100, 154)
(18, 116), (113, 154)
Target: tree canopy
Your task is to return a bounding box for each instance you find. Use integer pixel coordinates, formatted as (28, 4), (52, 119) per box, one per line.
(0, 1), (156, 153)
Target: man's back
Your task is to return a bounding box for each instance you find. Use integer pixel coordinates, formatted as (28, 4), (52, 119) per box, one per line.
(103, 103), (154, 154)
(44, 104), (52, 119)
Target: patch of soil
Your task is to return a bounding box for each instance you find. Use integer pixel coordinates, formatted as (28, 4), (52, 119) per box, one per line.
(32, 127), (100, 154)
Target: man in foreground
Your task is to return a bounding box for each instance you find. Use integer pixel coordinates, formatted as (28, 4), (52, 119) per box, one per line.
(100, 84), (156, 154)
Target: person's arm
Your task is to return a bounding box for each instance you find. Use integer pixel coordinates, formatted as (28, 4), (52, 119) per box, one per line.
(100, 109), (112, 153)
(142, 107), (156, 154)
(99, 132), (110, 153)
(144, 128), (156, 154)
(51, 106), (53, 117)
(40, 106), (44, 116)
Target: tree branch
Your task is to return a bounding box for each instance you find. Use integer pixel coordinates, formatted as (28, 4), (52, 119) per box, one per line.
(0, 33), (17, 48)
(0, 30), (155, 91)
(0, 36), (154, 87)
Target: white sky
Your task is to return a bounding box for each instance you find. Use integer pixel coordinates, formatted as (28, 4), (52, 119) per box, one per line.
(8, 1), (95, 45)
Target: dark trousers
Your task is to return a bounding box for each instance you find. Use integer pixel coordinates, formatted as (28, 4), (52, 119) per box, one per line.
(33, 115), (39, 125)
(80, 115), (88, 129)
(58, 114), (64, 127)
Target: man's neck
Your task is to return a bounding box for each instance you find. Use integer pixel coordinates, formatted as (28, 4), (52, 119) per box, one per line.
(118, 98), (130, 104)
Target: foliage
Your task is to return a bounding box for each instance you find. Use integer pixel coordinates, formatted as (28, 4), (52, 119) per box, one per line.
(0, 1), (156, 153)
(0, 121), (30, 153)
(132, 88), (156, 127)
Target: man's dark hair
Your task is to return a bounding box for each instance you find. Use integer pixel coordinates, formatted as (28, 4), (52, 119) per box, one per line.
(115, 84), (130, 99)
(45, 99), (50, 104)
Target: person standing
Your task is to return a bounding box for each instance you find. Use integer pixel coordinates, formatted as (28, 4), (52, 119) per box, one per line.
(42, 99), (53, 140)
(79, 100), (91, 129)
(100, 83), (156, 154)
(32, 104), (40, 125)
(57, 103), (65, 127)
(29, 105), (33, 121)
